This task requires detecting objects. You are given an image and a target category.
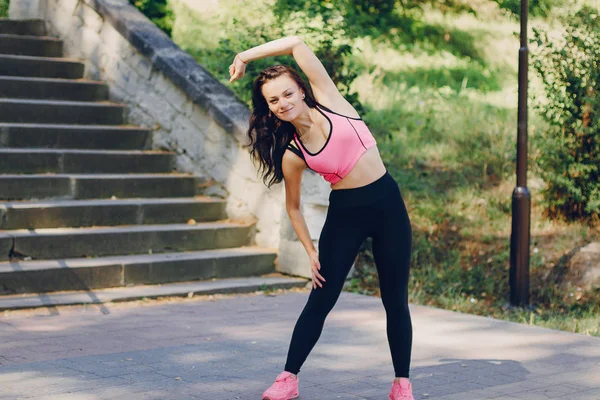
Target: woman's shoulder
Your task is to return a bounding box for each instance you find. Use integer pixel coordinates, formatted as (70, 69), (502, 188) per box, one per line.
(313, 95), (362, 120)
(285, 137), (305, 159)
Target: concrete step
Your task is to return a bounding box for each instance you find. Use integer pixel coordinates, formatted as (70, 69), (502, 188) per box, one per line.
(0, 149), (175, 174)
(0, 54), (84, 78)
(0, 123), (152, 150)
(0, 222), (254, 261)
(0, 33), (62, 57)
(0, 19), (46, 36)
(0, 173), (204, 200)
(0, 247), (278, 294)
(0, 197), (227, 229)
(0, 98), (125, 124)
(0, 76), (109, 101)
(0, 275), (308, 311)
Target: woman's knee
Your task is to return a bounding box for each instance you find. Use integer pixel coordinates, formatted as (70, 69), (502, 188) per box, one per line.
(380, 289), (410, 313)
(303, 284), (343, 315)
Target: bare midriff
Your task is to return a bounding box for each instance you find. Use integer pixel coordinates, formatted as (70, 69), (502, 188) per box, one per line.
(329, 145), (387, 190)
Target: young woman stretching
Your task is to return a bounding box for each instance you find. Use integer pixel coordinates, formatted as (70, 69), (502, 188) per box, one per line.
(228, 35), (415, 400)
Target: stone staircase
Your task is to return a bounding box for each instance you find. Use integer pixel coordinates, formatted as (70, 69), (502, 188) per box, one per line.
(0, 19), (307, 310)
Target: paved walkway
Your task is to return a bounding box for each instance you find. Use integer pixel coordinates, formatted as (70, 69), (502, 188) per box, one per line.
(0, 287), (599, 400)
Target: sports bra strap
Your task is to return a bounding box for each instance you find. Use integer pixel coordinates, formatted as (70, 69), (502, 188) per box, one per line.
(286, 142), (305, 160)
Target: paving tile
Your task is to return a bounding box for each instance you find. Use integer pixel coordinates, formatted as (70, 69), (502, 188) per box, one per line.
(0, 290), (598, 399)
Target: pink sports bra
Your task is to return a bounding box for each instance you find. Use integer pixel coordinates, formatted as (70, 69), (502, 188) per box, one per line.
(286, 102), (377, 184)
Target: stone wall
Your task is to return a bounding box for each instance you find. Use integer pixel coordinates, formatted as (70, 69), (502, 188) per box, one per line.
(9, 0), (333, 278)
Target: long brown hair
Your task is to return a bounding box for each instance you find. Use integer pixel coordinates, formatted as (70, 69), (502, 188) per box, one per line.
(247, 64), (317, 188)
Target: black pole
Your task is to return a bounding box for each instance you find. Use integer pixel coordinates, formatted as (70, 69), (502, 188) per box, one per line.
(510, 0), (531, 307)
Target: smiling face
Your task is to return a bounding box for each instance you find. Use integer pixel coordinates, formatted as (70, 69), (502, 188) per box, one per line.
(261, 74), (306, 121)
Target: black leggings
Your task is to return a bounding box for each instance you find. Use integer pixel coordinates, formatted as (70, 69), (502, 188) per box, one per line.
(284, 170), (413, 378)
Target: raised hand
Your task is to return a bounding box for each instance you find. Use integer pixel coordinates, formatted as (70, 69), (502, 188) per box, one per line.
(228, 54), (247, 83)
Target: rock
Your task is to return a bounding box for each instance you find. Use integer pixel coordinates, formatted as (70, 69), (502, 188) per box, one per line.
(568, 242), (600, 291)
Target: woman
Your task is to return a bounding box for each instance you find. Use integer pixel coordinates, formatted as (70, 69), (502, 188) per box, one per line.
(228, 36), (415, 400)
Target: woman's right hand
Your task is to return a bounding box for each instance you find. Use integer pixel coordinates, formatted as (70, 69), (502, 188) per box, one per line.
(308, 250), (326, 289)
(228, 54), (247, 83)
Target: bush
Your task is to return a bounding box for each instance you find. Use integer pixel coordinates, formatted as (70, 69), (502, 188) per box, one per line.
(531, 6), (600, 223)
(0, 0), (9, 18)
(205, 2), (364, 115)
(129, 0), (174, 37)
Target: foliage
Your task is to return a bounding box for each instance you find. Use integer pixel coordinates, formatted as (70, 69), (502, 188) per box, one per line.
(265, 0), (496, 111)
(273, 0), (402, 41)
(201, 2), (364, 114)
(271, 2), (364, 113)
(273, 0), (475, 44)
(491, 0), (565, 18)
(530, 5), (600, 223)
(0, 0), (9, 18)
(272, 0), (497, 91)
(129, 0), (174, 37)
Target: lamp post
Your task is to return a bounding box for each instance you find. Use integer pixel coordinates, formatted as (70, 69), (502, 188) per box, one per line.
(510, 0), (531, 307)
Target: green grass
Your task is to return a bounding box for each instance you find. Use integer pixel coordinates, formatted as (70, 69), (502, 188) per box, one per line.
(169, 0), (600, 337)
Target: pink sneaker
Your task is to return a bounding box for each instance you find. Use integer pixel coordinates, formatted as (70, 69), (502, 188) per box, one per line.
(389, 377), (414, 400)
(262, 371), (299, 400)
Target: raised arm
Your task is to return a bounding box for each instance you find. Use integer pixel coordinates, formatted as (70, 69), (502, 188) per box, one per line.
(231, 36), (343, 104)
